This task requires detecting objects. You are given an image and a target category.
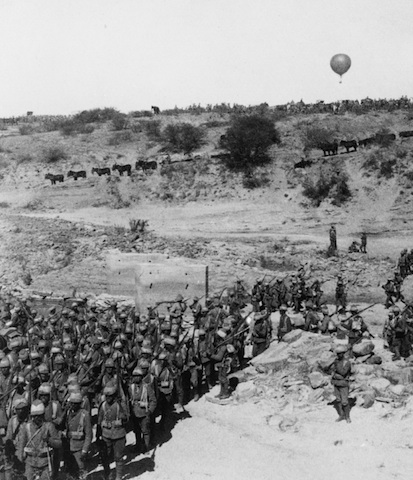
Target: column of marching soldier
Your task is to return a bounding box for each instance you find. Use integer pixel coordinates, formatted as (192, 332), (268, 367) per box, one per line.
(0, 267), (411, 480)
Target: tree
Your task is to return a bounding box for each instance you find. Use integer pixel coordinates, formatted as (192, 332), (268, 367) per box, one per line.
(219, 115), (280, 171)
(162, 123), (205, 155)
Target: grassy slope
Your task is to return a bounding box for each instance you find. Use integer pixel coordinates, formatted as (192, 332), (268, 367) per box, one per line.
(0, 109), (412, 298)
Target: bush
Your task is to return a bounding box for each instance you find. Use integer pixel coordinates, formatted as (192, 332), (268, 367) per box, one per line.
(111, 113), (128, 131)
(59, 119), (95, 136)
(141, 119), (162, 139)
(130, 110), (153, 118)
(242, 173), (271, 189)
(73, 107), (120, 124)
(219, 115), (280, 171)
(380, 159), (396, 178)
(19, 124), (34, 136)
(162, 123), (205, 155)
(16, 153), (33, 165)
(302, 126), (336, 150)
(108, 131), (132, 146)
(43, 146), (68, 163)
(303, 172), (351, 207)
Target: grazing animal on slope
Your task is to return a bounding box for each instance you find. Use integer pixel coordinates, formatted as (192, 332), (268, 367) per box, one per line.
(135, 160), (157, 171)
(375, 133), (396, 146)
(399, 130), (413, 138)
(112, 164), (132, 176)
(340, 140), (358, 153)
(67, 170), (87, 180)
(319, 141), (338, 156)
(45, 173), (64, 185)
(91, 167), (111, 176)
(358, 137), (375, 148)
(294, 159), (313, 169)
(151, 106), (160, 115)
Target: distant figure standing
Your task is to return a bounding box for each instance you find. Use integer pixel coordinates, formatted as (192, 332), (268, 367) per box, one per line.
(329, 225), (337, 253)
(360, 232), (367, 253)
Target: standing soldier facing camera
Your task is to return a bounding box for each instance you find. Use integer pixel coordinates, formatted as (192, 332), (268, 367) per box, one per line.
(17, 400), (62, 480)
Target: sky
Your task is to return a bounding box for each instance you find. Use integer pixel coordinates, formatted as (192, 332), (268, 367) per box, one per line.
(0, 0), (412, 116)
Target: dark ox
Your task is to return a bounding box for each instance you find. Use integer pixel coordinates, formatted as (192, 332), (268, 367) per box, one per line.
(340, 140), (358, 153)
(399, 130), (413, 138)
(112, 164), (132, 176)
(67, 170), (87, 180)
(151, 106), (160, 115)
(136, 160), (157, 171)
(45, 173), (64, 185)
(375, 133), (396, 146)
(294, 159), (313, 169)
(92, 167), (111, 176)
(358, 137), (375, 147)
(319, 141), (338, 156)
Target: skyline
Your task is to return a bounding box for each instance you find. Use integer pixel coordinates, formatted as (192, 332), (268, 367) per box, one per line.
(0, 0), (412, 116)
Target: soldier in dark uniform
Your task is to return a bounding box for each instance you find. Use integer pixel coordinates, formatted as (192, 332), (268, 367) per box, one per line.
(277, 305), (293, 341)
(331, 345), (352, 423)
(391, 306), (407, 360)
(17, 400), (62, 480)
(251, 313), (269, 357)
(129, 367), (156, 453)
(211, 341), (235, 400)
(329, 225), (337, 253)
(190, 297), (203, 328)
(360, 232), (367, 253)
(64, 392), (92, 480)
(335, 278), (347, 311)
(382, 278), (396, 308)
(4, 398), (28, 480)
(341, 305), (368, 349)
(96, 385), (128, 480)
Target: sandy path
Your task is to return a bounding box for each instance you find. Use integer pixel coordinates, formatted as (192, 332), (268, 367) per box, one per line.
(98, 396), (413, 480)
(15, 200), (413, 259)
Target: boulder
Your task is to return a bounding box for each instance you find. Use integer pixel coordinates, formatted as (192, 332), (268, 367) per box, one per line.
(352, 364), (380, 376)
(365, 355), (382, 365)
(362, 391), (376, 408)
(235, 380), (258, 400)
(308, 388), (324, 403)
(368, 378), (390, 393)
(384, 367), (413, 385)
(250, 343), (290, 370)
(308, 371), (328, 389)
(282, 330), (303, 344)
(353, 340), (375, 357)
(389, 384), (405, 396)
(317, 351), (336, 371)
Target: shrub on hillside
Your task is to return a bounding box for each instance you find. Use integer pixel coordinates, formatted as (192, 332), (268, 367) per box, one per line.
(16, 153), (33, 165)
(19, 124), (34, 136)
(73, 107), (120, 124)
(162, 123), (205, 155)
(108, 131), (132, 146)
(303, 172), (351, 207)
(219, 115), (280, 172)
(380, 159), (396, 178)
(302, 126), (337, 150)
(130, 110), (153, 118)
(43, 146), (68, 163)
(111, 113), (128, 131)
(141, 119), (162, 139)
(242, 172), (271, 189)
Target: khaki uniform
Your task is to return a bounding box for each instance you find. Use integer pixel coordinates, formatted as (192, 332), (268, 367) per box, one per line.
(97, 400), (128, 480)
(65, 408), (92, 478)
(17, 421), (62, 480)
(5, 415), (26, 480)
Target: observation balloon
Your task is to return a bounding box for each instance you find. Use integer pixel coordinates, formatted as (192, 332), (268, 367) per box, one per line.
(330, 54), (351, 83)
